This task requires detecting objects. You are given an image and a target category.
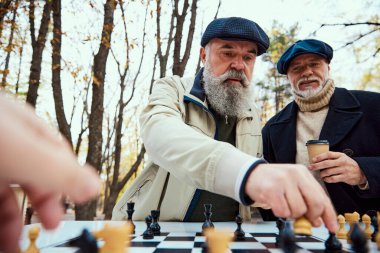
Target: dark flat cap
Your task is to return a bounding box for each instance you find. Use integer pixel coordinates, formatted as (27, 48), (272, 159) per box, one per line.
(201, 17), (269, 56)
(277, 39), (333, 74)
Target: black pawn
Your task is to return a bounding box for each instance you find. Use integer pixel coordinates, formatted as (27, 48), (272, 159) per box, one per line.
(324, 232), (342, 253)
(202, 204), (214, 233)
(201, 240), (208, 253)
(234, 214), (245, 241)
(150, 210), (161, 235)
(126, 202), (135, 234)
(371, 215), (378, 242)
(350, 223), (368, 253)
(68, 228), (98, 253)
(280, 221), (297, 253)
(275, 218), (285, 247)
(143, 215), (154, 239)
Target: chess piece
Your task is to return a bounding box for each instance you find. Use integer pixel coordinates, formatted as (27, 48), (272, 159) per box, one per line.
(293, 215), (312, 236)
(143, 215), (154, 239)
(201, 241), (208, 253)
(324, 232), (342, 253)
(93, 223), (132, 253)
(280, 221), (297, 253)
(126, 202), (136, 234)
(204, 229), (232, 253)
(25, 226), (40, 253)
(372, 215), (378, 242)
(150, 210), (161, 235)
(275, 218), (286, 247)
(234, 214), (245, 241)
(68, 228), (98, 253)
(337, 214), (348, 239)
(345, 212), (359, 244)
(202, 204), (214, 233)
(350, 223), (368, 253)
(353, 211), (360, 222)
(361, 214), (373, 240)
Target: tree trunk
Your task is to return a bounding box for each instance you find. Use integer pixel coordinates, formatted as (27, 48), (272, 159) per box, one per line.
(75, 0), (117, 220)
(0, 0), (12, 39)
(26, 0), (52, 107)
(1, 0), (19, 88)
(51, 0), (72, 146)
(172, 0), (198, 76)
(156, 0), (175, 77)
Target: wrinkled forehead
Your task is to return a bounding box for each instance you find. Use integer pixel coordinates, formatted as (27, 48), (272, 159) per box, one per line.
(289, 53), (327, 67)
(209, 38), (258, 54)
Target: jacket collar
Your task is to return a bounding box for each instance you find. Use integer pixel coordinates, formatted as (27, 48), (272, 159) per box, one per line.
(319, 87), (362, 147)
(267, 87), (363, 162)
(189, 68), (206, 102)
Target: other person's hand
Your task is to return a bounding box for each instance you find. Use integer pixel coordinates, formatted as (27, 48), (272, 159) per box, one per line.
(245, 163), (338, 233)
(0, 93), (100, 252)
(308, 151), (366, 186)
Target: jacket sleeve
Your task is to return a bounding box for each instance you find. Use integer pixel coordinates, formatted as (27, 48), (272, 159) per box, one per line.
(140, 76), (262, 202)
(353, 157), (380, 197)
(262, 123), (276, 163)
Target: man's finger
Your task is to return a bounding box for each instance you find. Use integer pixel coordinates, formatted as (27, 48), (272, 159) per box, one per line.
(321, 198), (339, 233)
(24, 187), (64, 229)
(320, 167), (341, 179)
(312, 151), (341, 163)
(0, 183), (22, 253)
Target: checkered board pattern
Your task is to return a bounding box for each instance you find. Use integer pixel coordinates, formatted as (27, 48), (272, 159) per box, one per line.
(54, 231), (352, 253)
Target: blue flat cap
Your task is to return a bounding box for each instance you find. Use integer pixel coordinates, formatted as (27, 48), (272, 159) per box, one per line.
(201, 17), (269, 56)
(276, 39), (333, 74)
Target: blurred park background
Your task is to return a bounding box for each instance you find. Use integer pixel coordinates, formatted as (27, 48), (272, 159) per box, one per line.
(0, 0), (379, 221)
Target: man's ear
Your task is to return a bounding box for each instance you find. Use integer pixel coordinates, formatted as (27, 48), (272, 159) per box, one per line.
(200, 47), (206, 64)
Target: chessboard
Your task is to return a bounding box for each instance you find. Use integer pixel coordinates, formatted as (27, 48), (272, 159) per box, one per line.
(18, 221), (379, 253)
(56, 231), (347, 253)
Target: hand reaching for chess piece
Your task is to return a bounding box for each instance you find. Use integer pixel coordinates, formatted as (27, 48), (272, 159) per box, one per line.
(0, 93), (101, 252)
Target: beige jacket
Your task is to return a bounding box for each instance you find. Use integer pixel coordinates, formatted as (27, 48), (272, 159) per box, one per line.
(112, 74), (263, 221)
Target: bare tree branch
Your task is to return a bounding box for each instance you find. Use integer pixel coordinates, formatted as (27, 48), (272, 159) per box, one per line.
(51, 0), (73, 146)
(26, 0), (53, 107)
(1, 0), (19, 88)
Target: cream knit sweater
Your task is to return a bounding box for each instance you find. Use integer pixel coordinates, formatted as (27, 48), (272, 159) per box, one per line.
(294, 79), (335, 186)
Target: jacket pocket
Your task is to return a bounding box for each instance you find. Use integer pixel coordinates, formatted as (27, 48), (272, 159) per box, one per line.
(116, 163), (159, 215)
(237, 133), (263, 158)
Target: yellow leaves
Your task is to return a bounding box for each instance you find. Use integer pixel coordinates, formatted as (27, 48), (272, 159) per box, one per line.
(0, 69), (10, 75)
(93, 75), (101, 86)
(52, 64), (61, 71)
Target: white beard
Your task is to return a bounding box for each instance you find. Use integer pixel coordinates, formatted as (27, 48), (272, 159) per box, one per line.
(291, 69), (330, 98)
(203, 61), (253, 117)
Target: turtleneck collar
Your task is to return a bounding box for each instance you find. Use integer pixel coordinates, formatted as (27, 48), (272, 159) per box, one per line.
(294, 79), (335, 112)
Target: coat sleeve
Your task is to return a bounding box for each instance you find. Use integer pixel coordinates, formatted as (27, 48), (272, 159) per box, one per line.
(262, 123), (276, 163)
(140, 76), (261, 202)
(353, 157), (380, 197)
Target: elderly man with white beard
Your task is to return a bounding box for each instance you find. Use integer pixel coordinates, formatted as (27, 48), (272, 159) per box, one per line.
(260, 39), (380, 221)
(113, 19), (338, 232)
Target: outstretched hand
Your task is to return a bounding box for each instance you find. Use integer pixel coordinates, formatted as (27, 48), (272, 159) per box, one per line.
(245, 163), (338, 233)
(0, 94), (101, 253)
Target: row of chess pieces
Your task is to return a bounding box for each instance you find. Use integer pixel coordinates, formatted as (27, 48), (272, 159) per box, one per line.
(20, 223), (133, 253)
(291, 211), (380, 252)
(337, 212), (380, 247)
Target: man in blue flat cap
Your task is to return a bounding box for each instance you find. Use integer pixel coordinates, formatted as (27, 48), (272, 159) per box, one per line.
(113, 20), (338, 232)
(261, 39), (380, 220)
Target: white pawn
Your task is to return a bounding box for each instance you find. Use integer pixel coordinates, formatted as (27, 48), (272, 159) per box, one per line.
(24, 226), (40, 253)
(362, 214), (373, 240)
(337, 215), (347, 239)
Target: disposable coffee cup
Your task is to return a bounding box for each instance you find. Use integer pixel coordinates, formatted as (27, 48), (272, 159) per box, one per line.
(306, 140), (329, 164)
